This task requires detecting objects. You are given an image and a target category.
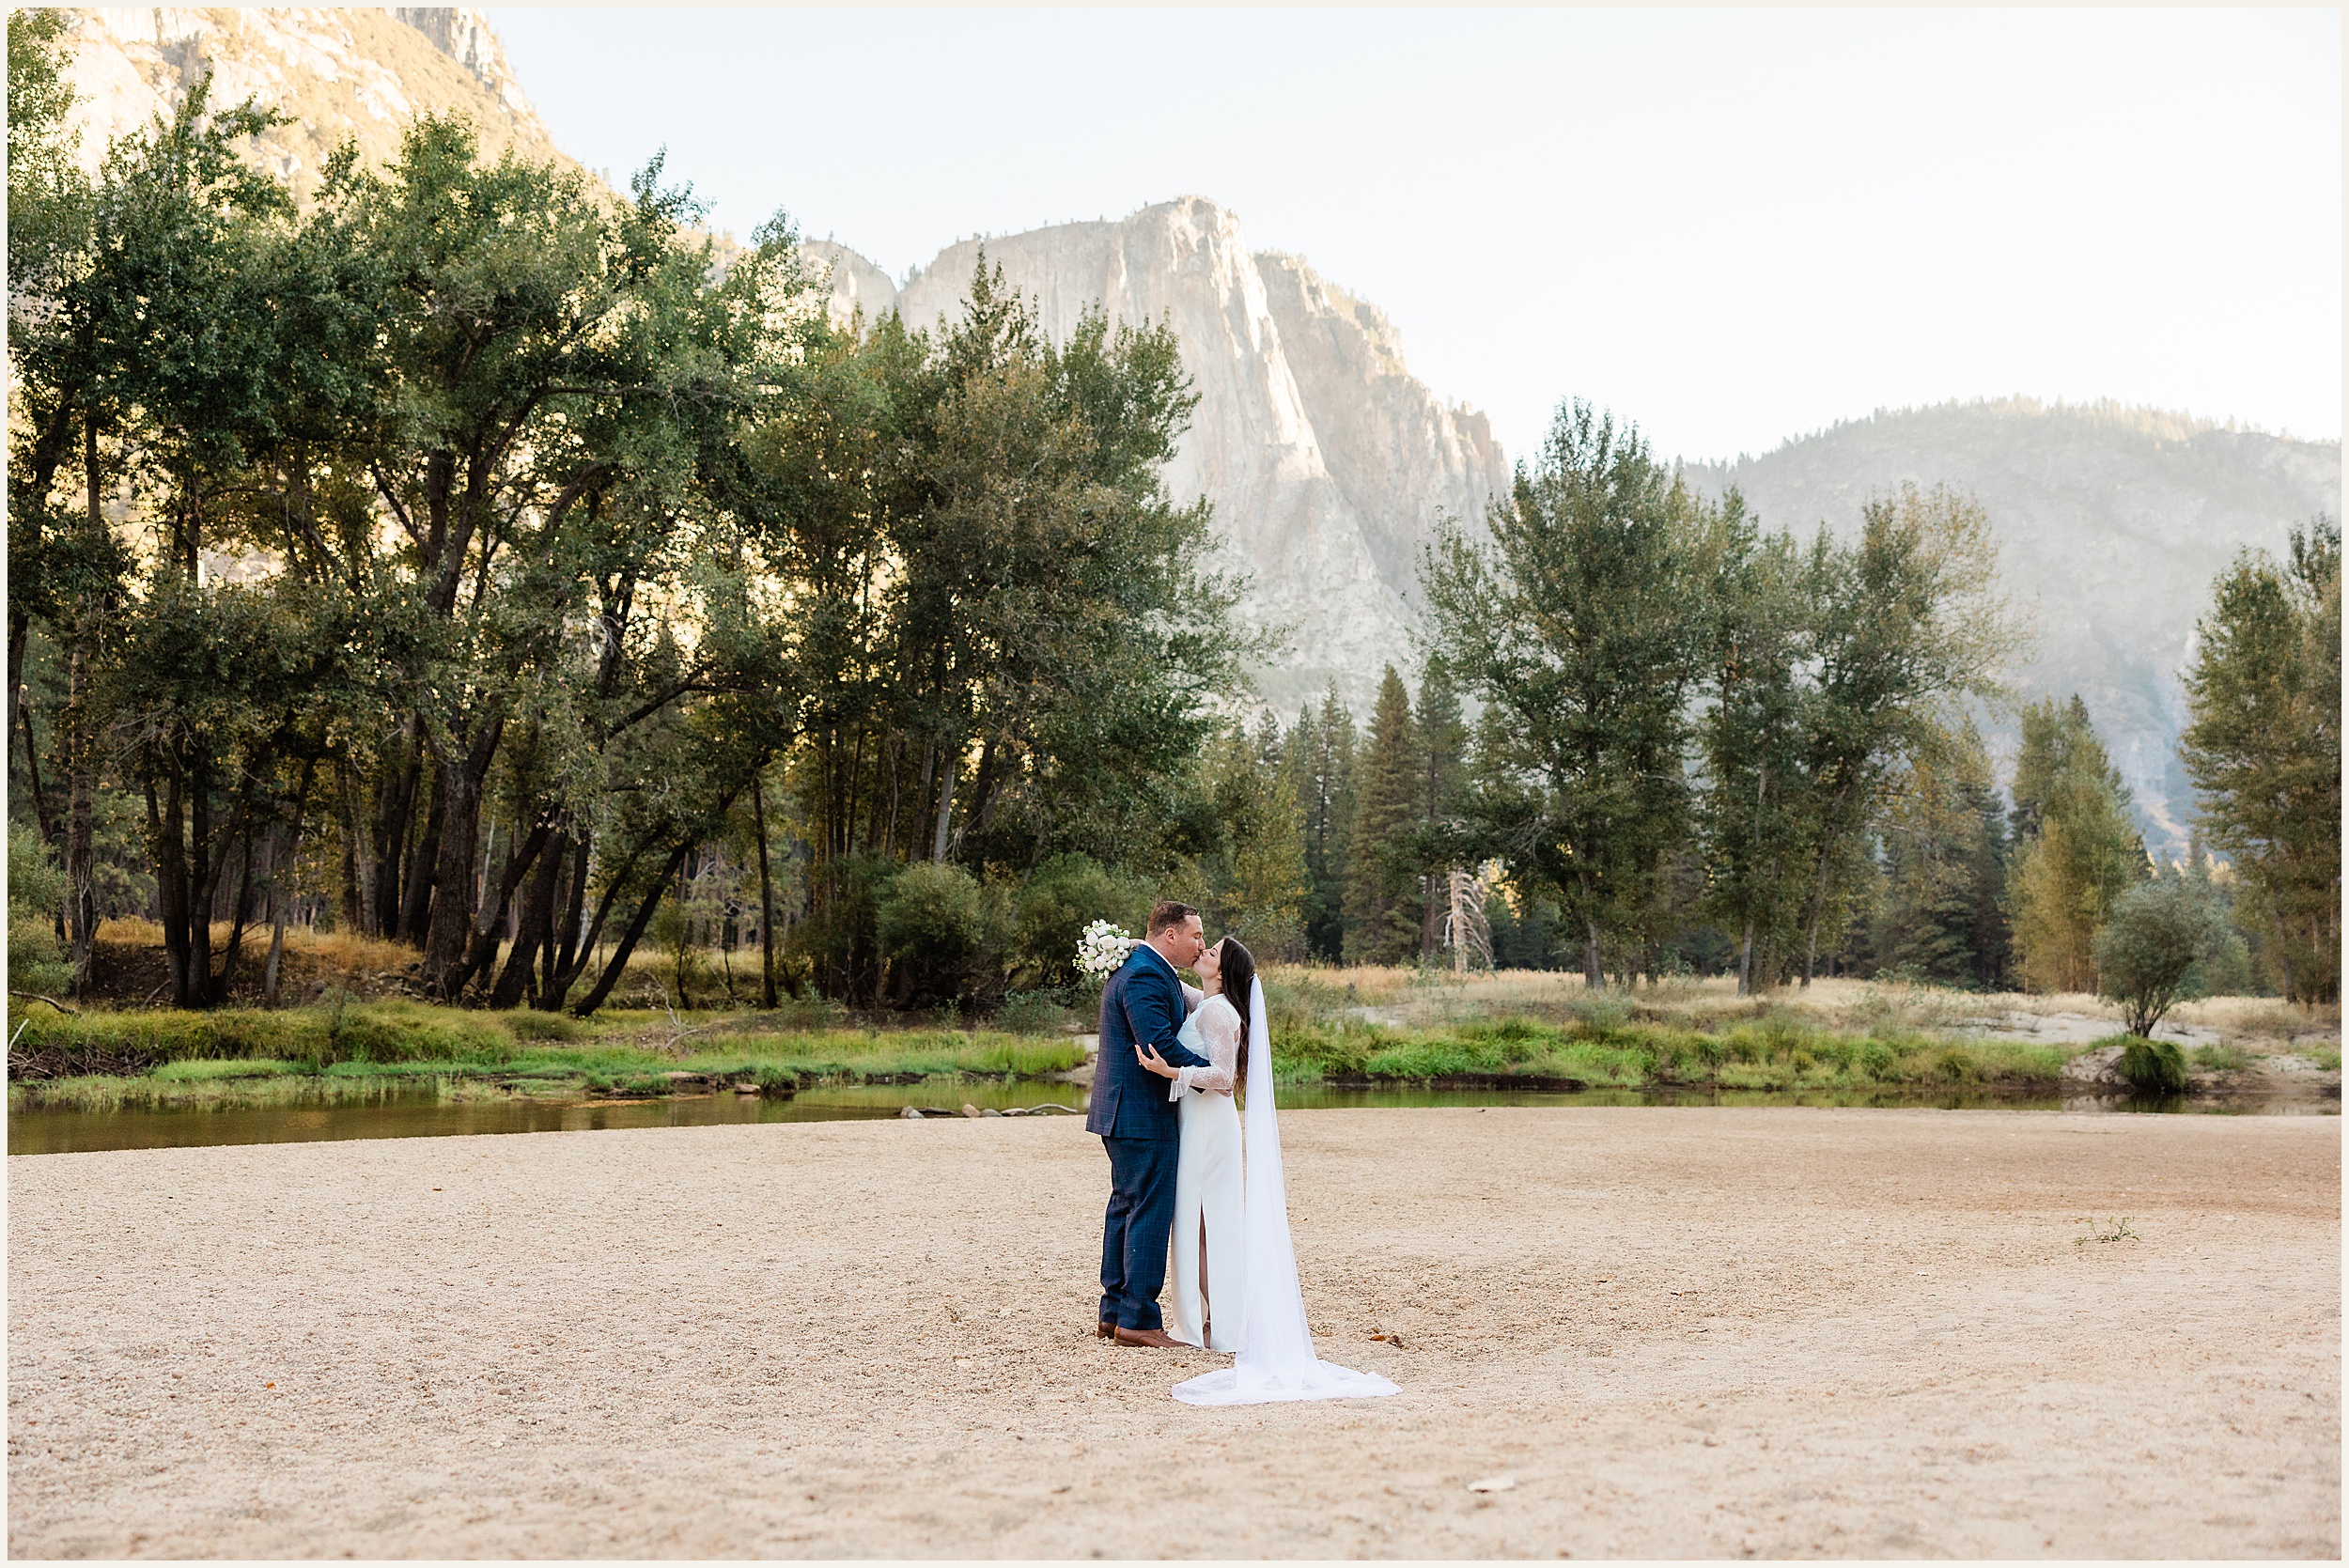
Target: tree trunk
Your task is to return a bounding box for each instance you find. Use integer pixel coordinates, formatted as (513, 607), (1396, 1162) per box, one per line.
(397, 766), (442, 944)
(1582, 916), (1604, 991)
(264, 821), (298, 1008)
(753, 774), (779, 1008)
(148, 774), (194, 1007)
(490, 831), (565, 1009)
(373, 718), (423, 938)
(929, 740), (957, 862)
(538, 840), (635, 1012)
(443, 815), (549, 1001)
(62, 643), (98, 993)
(17, 695), (60, 848)
(567, 841), (694, 1017)
(543, 831), (591, 1005)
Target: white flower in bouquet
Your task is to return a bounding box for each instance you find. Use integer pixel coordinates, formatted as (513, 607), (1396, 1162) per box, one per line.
(1075, 919), (1139, 984)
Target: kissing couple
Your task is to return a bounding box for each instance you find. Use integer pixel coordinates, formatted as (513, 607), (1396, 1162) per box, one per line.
(1086, 901), (1399, 1406)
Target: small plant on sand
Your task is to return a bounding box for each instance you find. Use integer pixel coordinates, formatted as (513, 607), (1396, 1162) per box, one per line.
(2073, 1215), (2139, 1249)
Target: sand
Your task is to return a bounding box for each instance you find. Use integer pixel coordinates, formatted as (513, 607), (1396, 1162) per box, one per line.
(8, 1107), (2339, 1559)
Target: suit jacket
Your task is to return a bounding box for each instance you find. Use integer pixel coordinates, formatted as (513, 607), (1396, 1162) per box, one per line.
(1086, 942), (1210, 1141)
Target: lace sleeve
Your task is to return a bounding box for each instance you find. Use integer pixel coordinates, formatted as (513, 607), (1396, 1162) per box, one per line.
(1174, 997), (1239, 1096)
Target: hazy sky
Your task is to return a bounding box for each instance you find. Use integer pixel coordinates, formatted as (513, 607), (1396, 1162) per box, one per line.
(486, 7), (2341, 466)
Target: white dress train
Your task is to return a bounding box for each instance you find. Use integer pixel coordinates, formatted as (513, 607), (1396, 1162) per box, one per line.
(1166, 994), (1245, 1352)
(1173, 976), (1401, 1407)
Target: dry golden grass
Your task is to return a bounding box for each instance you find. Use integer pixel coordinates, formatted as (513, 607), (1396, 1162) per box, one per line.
(2170, 993), (2343, 1042)
(1262, 963), (2341, 1048)
(95, 919), (419, 975)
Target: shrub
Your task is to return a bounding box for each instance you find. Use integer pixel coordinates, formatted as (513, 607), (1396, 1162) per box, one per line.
(8, 823), (73, 999)
(2095, 876), (2225, 1036)
(875, 862), (1012, 1009)
(1014, 855), (1144, 991)
(994, 990), (1071, 1037)
(506, 1011), (581, 1043)
(2117, 1036), (2187, 1094)
(2190, 1043), (2248, 1073)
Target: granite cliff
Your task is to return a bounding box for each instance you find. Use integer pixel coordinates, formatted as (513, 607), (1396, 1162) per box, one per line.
(54, 7), (568, 198)
(805, 203), (1513, 715)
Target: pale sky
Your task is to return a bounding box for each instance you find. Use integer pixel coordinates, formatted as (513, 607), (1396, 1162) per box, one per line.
(486, 7), (2341, 467)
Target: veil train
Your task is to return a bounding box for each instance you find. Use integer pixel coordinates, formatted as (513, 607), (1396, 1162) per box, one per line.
(1171, 976), (1401, 1407)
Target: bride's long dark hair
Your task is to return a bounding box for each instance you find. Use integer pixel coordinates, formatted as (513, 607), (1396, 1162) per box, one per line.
(1218, 937), (1257, 1085)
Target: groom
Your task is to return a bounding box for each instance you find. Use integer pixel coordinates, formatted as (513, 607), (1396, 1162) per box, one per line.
(1088, 900), (1212, 1348)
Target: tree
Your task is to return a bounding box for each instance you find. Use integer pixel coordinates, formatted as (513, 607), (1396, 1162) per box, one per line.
(1192, 722), (1310, 959)
(2007, 696), (2148, 993)
(1699, 511), (1813, 992)
(1870, 720), (2012, 988)
(1343, 665), (1424, 964)
(1423, 400), (1717, 987)
(1282, 684), (1356, 960)
(1692, 482), (2011, 992)
(752, 260), (1249, 1004)
(2095, 873), (2225, 1036)
(2179, 516), (2341, 1004)
(1414, 663), (1470, 959)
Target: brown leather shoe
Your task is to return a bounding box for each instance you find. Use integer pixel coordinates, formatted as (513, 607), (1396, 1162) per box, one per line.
(1096, 1320), (1115, 1340)
(1112, 1326), (1185, 1349)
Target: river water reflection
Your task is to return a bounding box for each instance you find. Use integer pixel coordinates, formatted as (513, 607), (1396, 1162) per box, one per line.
(8, 1079), (2331, 1157)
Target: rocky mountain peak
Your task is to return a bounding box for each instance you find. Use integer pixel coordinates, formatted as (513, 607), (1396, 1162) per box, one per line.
(56, 7), (569, 198)
(809, 196), (1513, 715)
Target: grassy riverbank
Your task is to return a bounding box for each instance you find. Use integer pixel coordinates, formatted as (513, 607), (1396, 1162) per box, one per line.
(7, 1002), (1083, 1112)
(9, 960), (2337, 1113)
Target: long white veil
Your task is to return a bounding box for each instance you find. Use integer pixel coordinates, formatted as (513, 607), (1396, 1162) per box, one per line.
(1172, 976), (1401, 1406)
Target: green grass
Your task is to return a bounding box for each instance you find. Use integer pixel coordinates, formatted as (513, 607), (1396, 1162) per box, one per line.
(7, 1010), (1085, 1110)
(1265, 1008), (2064, 1093)
(2, 983), (2097, 1114)
(2190, 1043), (2251, 1073)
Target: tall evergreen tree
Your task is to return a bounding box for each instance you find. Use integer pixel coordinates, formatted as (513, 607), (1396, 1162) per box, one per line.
(1414, 663), (1470, 958)
(1282, 683), (1356, 960)
(1870, 719), (2011, 988)
(1343, 665), (1424, 964)
(2006, 695), (2148, 993)
(2179, 516), (2341, 1004)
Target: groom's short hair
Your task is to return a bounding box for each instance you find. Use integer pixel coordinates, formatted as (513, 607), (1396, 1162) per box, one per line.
(1146, 900), (1200, 937)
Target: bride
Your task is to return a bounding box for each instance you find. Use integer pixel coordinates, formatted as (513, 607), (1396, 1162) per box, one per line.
(1136, 936), (1399, 1406)
(1142, 937), (1249, 1351)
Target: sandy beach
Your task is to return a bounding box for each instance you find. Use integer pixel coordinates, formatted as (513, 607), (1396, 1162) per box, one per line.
(8, 1107), (2339, 1558)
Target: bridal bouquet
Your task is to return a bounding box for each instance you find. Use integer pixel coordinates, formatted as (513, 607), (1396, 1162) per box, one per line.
(1075, 920), (1139, 984)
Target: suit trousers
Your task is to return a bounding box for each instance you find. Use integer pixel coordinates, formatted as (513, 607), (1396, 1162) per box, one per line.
(1098, 1134), (1180, 1330)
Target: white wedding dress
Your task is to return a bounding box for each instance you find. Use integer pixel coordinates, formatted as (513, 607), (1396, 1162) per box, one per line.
(1166, 994), (1244, 1352)
(1171, 977), (1401, 1407)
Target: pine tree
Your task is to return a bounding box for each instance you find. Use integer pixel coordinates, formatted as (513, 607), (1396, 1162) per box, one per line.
(2007, 696), (2148, 993)
(1871, 720), (2010, 988)
(1414, 663), (1470, 958)
(2179, 516), (2341, 1004)
(1280, 683), (1356, 961)
(1344, 665), (1424, 964)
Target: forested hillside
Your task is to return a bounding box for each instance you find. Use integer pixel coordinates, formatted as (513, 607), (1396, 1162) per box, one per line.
(1685, 399), (2341, 857)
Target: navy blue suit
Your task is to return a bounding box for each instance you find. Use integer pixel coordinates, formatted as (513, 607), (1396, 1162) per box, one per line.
(1088, 942), (1210, 1330)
